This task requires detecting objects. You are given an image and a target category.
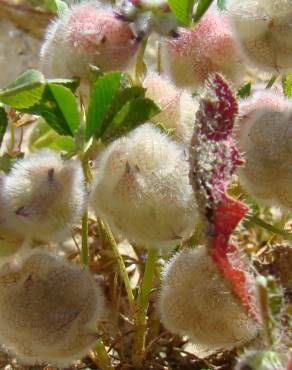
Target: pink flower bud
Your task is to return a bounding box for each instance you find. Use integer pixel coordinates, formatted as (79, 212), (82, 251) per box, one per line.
(40, 2), (138, 80)
(161, 8), (243, 88)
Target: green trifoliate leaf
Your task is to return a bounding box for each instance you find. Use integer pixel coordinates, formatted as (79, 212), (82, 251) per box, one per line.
(167, 0), (195, 26)
(194, 0), (214, 22)
(26, 84), (80, 137)
(85, 71), (122, 140)
(0, 70), (45, 109)
(104, 97), (160, 141)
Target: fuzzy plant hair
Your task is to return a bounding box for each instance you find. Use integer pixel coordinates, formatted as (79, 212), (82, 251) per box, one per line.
(235, 91), (292, 210)
(2, 149), (86, 242)
(90, 123), (198, 249)
(0, 250), (105, 367)
(143, 72), (199, 145)
(159, 246), (259, 352)
(40, 1), (138, 80)
(161, 7), (243, 88)
(226, 0), (292, 71)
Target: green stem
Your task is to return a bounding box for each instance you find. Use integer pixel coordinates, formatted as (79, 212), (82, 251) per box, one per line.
(246, 214), (292, 240)
(93, 338), (114, 370)
(135, 36), (148, 83)
(257, 277), (274, 346)
(266, 74), (277, 89)
(81, 211), (89, 265)
(99, 219), (135, 311)
(133, 248), (158, 368)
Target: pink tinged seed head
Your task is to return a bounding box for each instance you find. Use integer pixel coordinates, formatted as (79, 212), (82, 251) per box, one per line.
(236, 91), (292, 210)
(227, 0), (292, 71)
(159, 246), (259, 352)
(190, 73), (260, 321)
(163, 9), (242, 87)
(40, 2), (138, 79)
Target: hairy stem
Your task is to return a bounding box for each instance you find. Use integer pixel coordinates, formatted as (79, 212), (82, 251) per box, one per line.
(81, 211), (89, 265)
(133, 248), (158, 368)
(98, 219), (135, 311)
(135, 36), (148, 83)
(92, 338), (114, 370)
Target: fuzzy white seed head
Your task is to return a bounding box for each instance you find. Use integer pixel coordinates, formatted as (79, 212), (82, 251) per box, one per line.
(226, 0), (292, 71)
(235, 92), (292, 210)
(3, 149), (86, 242)
(40, 2), (138, 80)
(159, 246), (258, 351)
(143, 73), (198, 145)
(91, 123), (198, 249)
(0, 250), (104, 367)
(161, 8), (243, 88)
(235, 350), (286, 370)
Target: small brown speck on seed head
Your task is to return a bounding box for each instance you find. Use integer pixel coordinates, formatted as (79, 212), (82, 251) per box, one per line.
(47, 168), (55, 181)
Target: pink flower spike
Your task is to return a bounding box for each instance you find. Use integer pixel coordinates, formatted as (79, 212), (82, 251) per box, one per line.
(198, 73), (238, 141)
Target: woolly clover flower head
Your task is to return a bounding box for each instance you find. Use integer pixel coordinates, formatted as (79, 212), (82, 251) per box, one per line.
(161, 8), (242, 88)
(235, 350), (286, 370)
(3, 149), (86, 242)
(91, 123), (198, 249)
(40, 2), (138, 80)
(226, 0), (292, 71)
(159, 246), (259, 352)
(0, 250), (104, 367)
(235, 91), (292, 210)
(143, 73), (199, 145)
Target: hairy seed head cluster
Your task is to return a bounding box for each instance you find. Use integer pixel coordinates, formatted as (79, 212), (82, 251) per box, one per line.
(235, 91), (292, 210)
(159, 246), (259, 351)
(40, 2), (138, 80)
(2, 149), (86, 242)
(227, 0), (292, 71)
(161, 8), (242, 88)
(91, 123), (198, 249)
(143, 73), (198, 145)
(0, 250), (104, 367)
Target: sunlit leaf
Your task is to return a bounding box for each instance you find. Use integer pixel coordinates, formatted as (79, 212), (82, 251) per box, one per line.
(0, 70), (45, 109)
(194, 0), (214, 22)
(167, 0), (195, 25)
(85, 71), (122, 140)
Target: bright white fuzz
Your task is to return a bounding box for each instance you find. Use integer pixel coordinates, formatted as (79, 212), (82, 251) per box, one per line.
(0, 250), (105, 367)
(91, 123), (198, 249)
(3, 149), (86, 242)
(40, 2), (138, 80)
(143, 73), (198, 145)
(159, 246), (259, 351)
(226, 0), (292, 71)
(235, 92), (292, 210)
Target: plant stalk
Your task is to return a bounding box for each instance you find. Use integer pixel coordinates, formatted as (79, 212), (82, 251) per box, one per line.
(81, 211), (89, 265)
(92, 338), (114, 370)
(132, 248), (158, 368)
(99, 219), (135, 311)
